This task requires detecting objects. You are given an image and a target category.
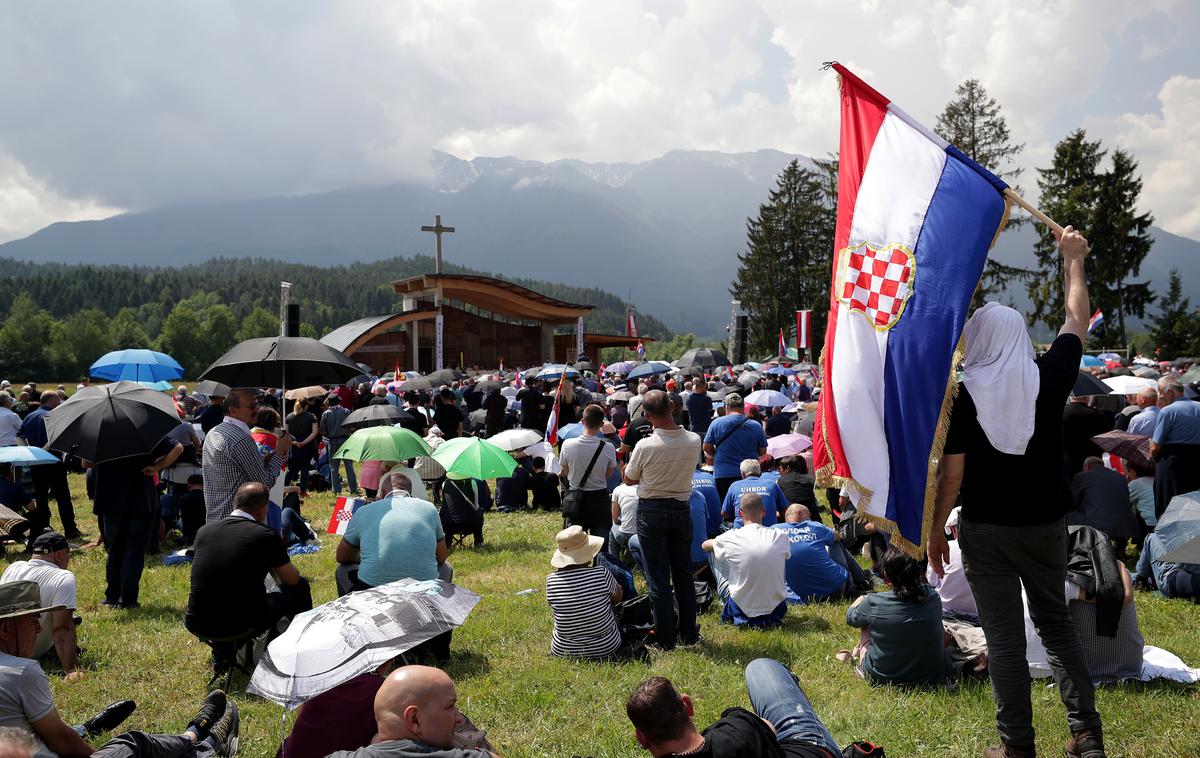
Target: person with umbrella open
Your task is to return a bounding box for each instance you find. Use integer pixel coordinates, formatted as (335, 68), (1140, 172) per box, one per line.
(202, 389), (292, 523)
(17, 390), (81, 542)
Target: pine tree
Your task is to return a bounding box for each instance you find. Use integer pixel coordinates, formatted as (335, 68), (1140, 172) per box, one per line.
(1150, 270), (1196, 359)
(730, 158), (837, 358)
(1027, 131), (1154, 342)
(935, 79), (1031, 307)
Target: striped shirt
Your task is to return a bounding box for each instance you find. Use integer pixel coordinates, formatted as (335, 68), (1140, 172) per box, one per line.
(201, 417), (285, 522)
(545, 566), (621, 658)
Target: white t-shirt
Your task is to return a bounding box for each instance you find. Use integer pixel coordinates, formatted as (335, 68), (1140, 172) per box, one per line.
(0, 559), (76, 658)
(0, 408), (21, 446)
(712, 522), (791, 617)
(927, 540), (976, 616)
(560, 434), (617, 491)
(612, 483), (640, 535)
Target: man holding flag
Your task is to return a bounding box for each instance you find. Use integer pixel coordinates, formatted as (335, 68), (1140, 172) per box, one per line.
(814, 63), (1106, 757)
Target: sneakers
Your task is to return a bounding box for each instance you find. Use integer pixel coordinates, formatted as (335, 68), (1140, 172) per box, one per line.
(1065, 729), (1106, 758)
(186, 690), (227, 743)
(208, 700), (240, 757)
(82, 699), (137, 737)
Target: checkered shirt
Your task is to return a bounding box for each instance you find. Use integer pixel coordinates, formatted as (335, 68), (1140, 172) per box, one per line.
(839, 244), (914, 329)
(201, 419), (284, 522)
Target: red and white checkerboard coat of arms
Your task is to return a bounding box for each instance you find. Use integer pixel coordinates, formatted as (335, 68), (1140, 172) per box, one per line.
(835, 241), (916, 331)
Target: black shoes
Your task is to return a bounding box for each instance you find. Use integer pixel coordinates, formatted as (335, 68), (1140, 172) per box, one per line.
(208, 700), (240, 757)
(82, 699), (136, 737)
(186, 690), (227, 743)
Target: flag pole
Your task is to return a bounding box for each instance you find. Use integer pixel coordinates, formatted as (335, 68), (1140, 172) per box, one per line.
(1003, 188), (1063, 235)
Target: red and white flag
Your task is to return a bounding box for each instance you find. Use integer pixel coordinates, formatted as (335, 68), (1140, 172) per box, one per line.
(627, 311), (639, 338)
(326, 496), (367, 535)
(796, 310), (813, 350)
(545, 380), (565, 445)
(778, 328), (787, 359)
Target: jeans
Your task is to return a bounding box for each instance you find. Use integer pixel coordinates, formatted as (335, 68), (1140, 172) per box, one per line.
(335, 562), (454, 597)
(608, 526), (634, 566)
(565, 489), (612, 549)
(329, 455), (357, 494)
(280, 507), (315, 547)
(285, 444), (316, 489)
(92, 731), (215, 758)
(627, 534), (647, 575)
(102, 511), (154, 605)
(636, 497), (698, 648)
(1137, 532), (1200, 598)
(745, 658), (839, 755)
(959, 515), (1100, 748)
(32, 462), (77, 535)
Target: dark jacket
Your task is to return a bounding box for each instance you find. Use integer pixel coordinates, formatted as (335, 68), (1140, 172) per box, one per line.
(1066, 525), (1125, 638)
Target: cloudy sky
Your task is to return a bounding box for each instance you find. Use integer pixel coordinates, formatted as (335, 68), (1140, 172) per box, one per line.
(0, 0), (1196, 244)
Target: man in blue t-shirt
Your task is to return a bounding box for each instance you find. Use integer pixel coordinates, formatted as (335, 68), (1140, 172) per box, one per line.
(1150, 375), (1200, 519)
(691, 468), (722, 538)
(774, 504), (853, 603)
(335, 471), (451, 594)
(721, 460), (787, 528)
(703, 392), (767, 501)
(684, 379), (714, 437)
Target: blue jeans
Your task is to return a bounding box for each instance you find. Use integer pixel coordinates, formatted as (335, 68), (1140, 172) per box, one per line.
(102, 511), (154, 605)
(280, 507), (315, 547)
(745, 658), (840, 755)
(635, 497), (698, 647)
(608, 525), (634, 566)
(330, 452), (357, 494)
(1137, 532), (1200, 598)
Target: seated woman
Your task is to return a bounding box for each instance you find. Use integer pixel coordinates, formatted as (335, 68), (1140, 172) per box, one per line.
(545, 525), (623, 659)
(441, 478), (490, 547)
(1065, 524), (1144, 681)
(845, 546), (946, 687)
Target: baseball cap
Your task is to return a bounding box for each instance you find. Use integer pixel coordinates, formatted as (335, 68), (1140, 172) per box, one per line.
(725, 392), (744, 407)
(32, 531), (70, 555)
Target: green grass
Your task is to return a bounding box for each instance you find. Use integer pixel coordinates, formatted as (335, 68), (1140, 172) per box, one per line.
(4, 476), (1199, 757)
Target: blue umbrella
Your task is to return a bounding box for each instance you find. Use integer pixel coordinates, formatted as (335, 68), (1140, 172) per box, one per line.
(0, 446), (60, 466)
(764, 366), (797, 376)
(1080, 354), (1104, 368)
(537, 364), (580, 381)
(91, 349), (185, 383)
(558, 423), (584, 441)
(135, 380), (175, 391)
(626, 361), (671, 380)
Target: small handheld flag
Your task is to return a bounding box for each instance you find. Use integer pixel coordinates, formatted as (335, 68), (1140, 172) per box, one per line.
(326, 496), (367, 535)
(778, 328), (787, 359)
(1087, 309), (1105, 335)
(514, 369), (523, 390)
(545, 380), (565, 445)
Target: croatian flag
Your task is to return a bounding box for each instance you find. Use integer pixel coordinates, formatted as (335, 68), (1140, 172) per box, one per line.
(1087, 309), (1104, 335)
(778, 328), (787, 359)
(545, 380), (564, 445)
(813, 64), (1010, 554)
(635, 341), (646, 359)
(514, 369), (523, 390)
(326, 496), (367, 535)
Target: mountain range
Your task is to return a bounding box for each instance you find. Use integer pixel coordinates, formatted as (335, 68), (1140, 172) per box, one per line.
(2, 149), (1196, 338)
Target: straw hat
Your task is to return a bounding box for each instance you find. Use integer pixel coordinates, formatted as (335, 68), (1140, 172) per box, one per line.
(550, 525), (605, 569)
(0, 580), (64, 621)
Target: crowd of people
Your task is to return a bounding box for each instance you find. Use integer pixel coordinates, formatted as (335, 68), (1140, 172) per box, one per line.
(0, 226), (1199, 757)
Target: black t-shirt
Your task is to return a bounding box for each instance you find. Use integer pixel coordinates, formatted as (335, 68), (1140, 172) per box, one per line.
(944, 333), (1083, 527)
(198, 404), (225, 434)
(433, 404), (464, 439)
(622, 414), (652, 450)
(285, 411), (318, 441)
(517, 388), (544, 429)
(186, 516), (290, 637)
(678, 708), (830, 758)
(777, 471), (818, 512)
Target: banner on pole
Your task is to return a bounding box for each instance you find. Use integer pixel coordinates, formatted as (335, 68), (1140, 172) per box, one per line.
(796, 310), (813, 350)
(576, 316), (585, 359)
(435, 313), (444, 370)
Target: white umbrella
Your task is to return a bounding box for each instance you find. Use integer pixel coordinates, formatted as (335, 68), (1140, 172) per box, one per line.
(1102, 376), (1156, 395)
(0, 446), (61, 466)
(488, 428), (543, 451)
(249, 579), (481, 708)
(744, 389), (792, 408)
(522, 441), (562, 474)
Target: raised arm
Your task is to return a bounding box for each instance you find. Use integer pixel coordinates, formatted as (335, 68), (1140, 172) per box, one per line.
(1057, 225), (1091, 342)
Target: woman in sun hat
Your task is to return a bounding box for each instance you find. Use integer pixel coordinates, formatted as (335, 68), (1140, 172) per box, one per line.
(545, 525), (623, 659)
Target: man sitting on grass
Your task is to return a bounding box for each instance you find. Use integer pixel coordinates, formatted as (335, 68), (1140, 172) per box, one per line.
(0, 581), (239, 758)
(0, 532), (81, 681)
(702, 493), (791, 629)
(774, 505), (860, 604)
(720, 460), (787, 528)
(626, 659), (842, 757)
(326, 666), (497, 758)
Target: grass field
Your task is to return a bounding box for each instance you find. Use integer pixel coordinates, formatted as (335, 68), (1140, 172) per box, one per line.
(3, 475), (1199, 757)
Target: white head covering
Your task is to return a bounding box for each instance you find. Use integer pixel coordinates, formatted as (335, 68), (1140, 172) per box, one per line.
(962, 302), (1040, 455)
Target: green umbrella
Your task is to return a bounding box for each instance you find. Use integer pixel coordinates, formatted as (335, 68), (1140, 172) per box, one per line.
(430, 437), (517, 480)
(333, 426), (430, 462)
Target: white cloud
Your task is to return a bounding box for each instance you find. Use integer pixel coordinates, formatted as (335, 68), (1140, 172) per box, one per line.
(1091, 75), (1200, 238)
(0, 151), (121, 244)
(0, 0), (1194, 242)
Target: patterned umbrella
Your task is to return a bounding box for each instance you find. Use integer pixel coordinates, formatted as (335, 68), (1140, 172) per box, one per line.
(1090, 430), (1153, 471)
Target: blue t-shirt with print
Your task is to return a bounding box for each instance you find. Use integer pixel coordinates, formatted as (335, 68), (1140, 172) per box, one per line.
(704, 414), (767, 479)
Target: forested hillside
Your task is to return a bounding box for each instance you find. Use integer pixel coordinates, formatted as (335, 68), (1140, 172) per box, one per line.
(0, 255), (672, 379)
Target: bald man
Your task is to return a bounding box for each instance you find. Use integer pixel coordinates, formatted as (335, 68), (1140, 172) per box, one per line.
(327, 666), (499, 757)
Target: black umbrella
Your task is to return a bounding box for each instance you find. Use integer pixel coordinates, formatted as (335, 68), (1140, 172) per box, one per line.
(573, 361), (595, 372)
(474, 380), (503, 394)
(676, 347), (731, 369)
(194, 379), (232, 397)
(399, 376), (434, 392)
(425, 369), (458, 386)
(44, 381), (183, 464)
(1072, 371), (1111, 397)
(341, 404), (412, 431)
(677, 365), (705, 378)
(199, 337), (364, 390)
